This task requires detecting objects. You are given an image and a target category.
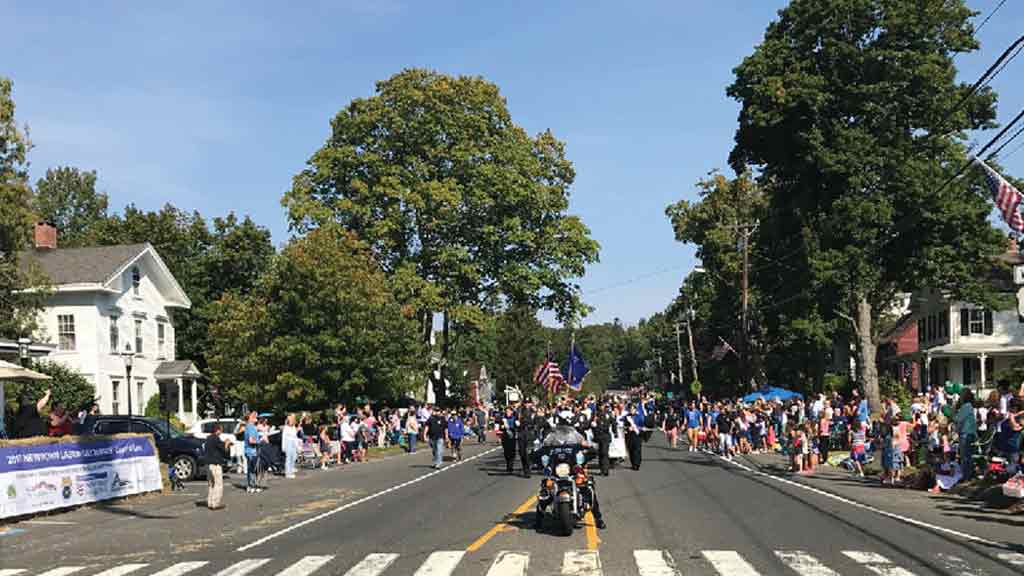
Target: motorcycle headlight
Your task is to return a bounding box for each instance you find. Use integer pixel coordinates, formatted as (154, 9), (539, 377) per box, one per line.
(576, 451), (586, 466)
(555, 463), (571, 478)
(541, 454), (550, 467)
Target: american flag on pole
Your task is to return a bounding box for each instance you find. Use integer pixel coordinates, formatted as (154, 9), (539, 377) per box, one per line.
(976, 158), (1024, 232)
(534, 356), (564, 396)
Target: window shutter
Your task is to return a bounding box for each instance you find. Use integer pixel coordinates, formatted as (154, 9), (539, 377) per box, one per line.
(962, 358), (972, 385)
(984, 310), (994, 335)
(960, 309), (970, 336)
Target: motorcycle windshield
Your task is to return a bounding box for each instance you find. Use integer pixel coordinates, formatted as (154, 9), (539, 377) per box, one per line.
(543, 425), (584, 447)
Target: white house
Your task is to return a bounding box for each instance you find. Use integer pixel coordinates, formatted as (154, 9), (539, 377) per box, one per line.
(19, 223), (203, 424)
(913, 247), (1024, 393)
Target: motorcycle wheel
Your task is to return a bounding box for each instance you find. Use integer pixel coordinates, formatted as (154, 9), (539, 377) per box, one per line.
(557, 501), (574, 537)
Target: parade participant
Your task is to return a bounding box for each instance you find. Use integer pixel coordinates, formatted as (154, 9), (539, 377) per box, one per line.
(533, 414), (607, 530)
(592, 403), (615, 476)
(663, 407), (680, 449)
(625, 404), (643, 470)
(684, 402), (702, 452)
(517, 400), (539, 478)
(447, 410), (465, 461)
(500, 405), (518, 474)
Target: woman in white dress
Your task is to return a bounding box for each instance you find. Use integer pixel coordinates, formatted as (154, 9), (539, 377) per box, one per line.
(609, 402), (628, 462)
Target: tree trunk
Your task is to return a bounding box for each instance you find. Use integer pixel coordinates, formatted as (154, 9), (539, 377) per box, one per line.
(433, 309), (450, 406)
(854, 296), (881, 416)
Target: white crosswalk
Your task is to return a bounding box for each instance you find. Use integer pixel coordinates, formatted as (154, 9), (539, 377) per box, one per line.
(5, 548), (1020, 575)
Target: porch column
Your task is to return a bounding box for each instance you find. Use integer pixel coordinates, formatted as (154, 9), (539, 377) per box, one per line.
(176, 377), (185, 423)
(190, 379), (198, 422)
(924, 354), (932, 389)
(979, 353), (987, 389)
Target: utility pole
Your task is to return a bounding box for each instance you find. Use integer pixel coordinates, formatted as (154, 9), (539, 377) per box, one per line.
(729, 221), (758, 391)
(685, 313), (699, 384)
(674, 322), (685, 398)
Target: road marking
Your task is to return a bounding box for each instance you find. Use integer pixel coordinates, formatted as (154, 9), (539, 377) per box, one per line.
(583, 511), (600, 551)
(412, 551), (464, 576)
(485, 551), (530, 576)
(148, 562), (209, 576)
(0, 570), (26, 576)
(466, 495), (538, 553)
(23, 520), (76, 525)
(842, 551), (917, 576)
(212, 559), (272, 576)
(562, 550), (602, 576)
(276, 556), (334, 576)
(343, 553), (399, 576)
(996, 552), (1024, 566)
(936, 553), (987, 576)
(36, 569), (85, 576)
(774, 551), (839, 576)
(633, 549), (678, 576)
(702, 551), (759, 575)
(92, 565), (149, 576)
(238, 446), (500, 552)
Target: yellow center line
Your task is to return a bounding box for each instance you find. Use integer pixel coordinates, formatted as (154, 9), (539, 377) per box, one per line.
(583, 511), (601, 550)
(466, 494), (538, 553)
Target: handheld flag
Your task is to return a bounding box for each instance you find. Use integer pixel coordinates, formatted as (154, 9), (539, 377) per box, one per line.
(711, 336), (737, 361)
(566, 341), (589, 392)
(976, 158), (1024, 232)
(534, 356), (564, 396)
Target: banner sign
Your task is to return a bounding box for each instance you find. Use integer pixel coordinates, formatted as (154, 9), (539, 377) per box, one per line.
(0, 436), (161, 519)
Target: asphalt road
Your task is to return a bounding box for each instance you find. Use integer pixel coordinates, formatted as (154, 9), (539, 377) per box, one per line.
(3, 436), (1024, 575)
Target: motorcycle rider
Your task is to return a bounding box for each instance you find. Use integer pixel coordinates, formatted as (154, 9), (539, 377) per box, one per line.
(500, 405), (518, 474)
(534, 414), (606, 530)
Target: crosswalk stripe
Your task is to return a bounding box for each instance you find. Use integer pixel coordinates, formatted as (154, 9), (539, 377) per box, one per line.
(212, 559), (272, 576)
(412, 551), (464, 576)
(276, 556), (334, 576)
(36, 568), (85, 576)
(935, 553), (987, 576)
(633, 550), (677, 576)
(562, 550), (602, 576)
(702, 551), (759, 576)
(997, 552), (1024, 566)
(485, 551), (530, 576)
(0, 570), (26, 576)
(92, 565), (149, 576)
(774, 551), (839, 576)
(842, 551), (917, 576)
(343, 554), (400, 576)
(148, 562), (210, 576)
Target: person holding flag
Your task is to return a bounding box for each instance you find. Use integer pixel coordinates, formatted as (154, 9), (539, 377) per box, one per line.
(566, 337), (590, 393)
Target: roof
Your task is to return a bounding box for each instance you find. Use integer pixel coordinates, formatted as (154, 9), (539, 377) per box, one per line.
(879, 312), (917, 344)
(154, 361), (203, 379)
(923, 342), (1024, 357)
(21, 244), (149, 285)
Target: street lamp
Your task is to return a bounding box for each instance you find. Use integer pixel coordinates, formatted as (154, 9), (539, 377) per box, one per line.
(17, 338), (32, 368)
(122, 343), (135, 418)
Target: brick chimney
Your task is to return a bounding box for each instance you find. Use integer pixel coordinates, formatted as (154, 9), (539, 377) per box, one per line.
(33, 222), (57, 250)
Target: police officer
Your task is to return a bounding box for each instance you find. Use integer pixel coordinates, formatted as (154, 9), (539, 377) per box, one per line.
(500, 405), (518, 474)
(517, 401), (537, 478)
(591, 404), (616, 476)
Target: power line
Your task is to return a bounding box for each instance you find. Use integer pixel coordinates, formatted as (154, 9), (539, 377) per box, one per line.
(583, 264), (688, 295)
(1004, 138), (1024, 160)
(940, 34), (1024, 133)
(975, 0), (1009, 36)
(936, 106), (1024, 193)
(992, 123), (1024, 158)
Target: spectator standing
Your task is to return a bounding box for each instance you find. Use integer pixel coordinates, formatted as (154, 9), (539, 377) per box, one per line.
(204, 423), (231, 509)
(13, 389), (50, 439)
(426, 409), (448, 469)
(47, 404), (73, 437)
(243, 411), (262, 493)
(405, 410), (420, 453)
(955, 390), (977, 481)
(282, 414), (298, 479)
(447, 410), (465, 461)
(340, 416), (357, 463)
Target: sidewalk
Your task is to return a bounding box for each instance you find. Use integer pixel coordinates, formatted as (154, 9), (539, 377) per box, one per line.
(733, 450), (1024, 550)
(0, 438), (497, 568)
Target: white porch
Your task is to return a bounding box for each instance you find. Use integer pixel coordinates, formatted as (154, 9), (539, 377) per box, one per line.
(154, 360), (203, 427)
(920, 342), (1024, 394)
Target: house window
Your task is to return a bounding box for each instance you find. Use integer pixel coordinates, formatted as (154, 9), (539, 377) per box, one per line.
(135, 319), (143, 356)
(157, 323), (166, 359)
(111, 380), (120, 415)
(131, 267), (141, 297)
(970, 309), (984, 334)
(58, 314), (76, 351)
(961, 308), (994, 336)
(110, 316), (119, 354)
(137, 381), (145, 415)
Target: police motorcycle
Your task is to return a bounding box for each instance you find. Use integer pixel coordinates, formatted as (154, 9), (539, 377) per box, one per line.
(535, 422), (597, 536)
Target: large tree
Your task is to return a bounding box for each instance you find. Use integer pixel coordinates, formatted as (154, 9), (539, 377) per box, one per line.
(206, 225), (424, 411)
(0, 77), (46, 339)
(284, 69), (600, 400)
(33, 166), (109, 248)
(728, 0), (1005, 412)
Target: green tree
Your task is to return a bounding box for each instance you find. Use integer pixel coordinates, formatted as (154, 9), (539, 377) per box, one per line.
(0, 77), (47, 339)
(206, 225), (424, 411)
(32, 166), (109, 248)
(284, 69), (600, 400)
(3, 360), (96, 420)
(492, 305), (546, 400)
(727, 0), (1005, 413)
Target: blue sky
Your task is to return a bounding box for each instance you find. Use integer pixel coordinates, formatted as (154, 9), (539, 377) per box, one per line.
(3, 1), (1022, 327)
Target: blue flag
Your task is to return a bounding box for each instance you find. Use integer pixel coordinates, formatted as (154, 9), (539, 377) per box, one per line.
(566, 343), (589, 391)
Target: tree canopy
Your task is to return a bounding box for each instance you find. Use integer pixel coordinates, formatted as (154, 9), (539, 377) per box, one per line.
(33, 166), (109, 248)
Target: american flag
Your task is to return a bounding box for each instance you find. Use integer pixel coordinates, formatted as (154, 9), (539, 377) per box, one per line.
(977, 158), (1024, 232)
(534, 357), (565, 396)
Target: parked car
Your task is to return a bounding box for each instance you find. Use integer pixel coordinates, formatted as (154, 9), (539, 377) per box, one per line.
(189, 418), (243, 442)
(76, 416), (206, 481)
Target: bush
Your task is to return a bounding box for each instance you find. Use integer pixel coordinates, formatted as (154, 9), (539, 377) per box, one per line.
(3, 360), (96, 417)
(144, 395), (184, 431)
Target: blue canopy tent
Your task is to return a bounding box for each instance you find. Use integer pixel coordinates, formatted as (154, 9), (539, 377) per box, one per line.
(741, 387), (803, 403)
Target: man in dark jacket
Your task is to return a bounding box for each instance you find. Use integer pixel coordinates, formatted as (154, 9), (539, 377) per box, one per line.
(517, 402), (538, 478)
(592, 404), (616, 476)
(14, 389), (50, 439)
(204, 424), (231, 510)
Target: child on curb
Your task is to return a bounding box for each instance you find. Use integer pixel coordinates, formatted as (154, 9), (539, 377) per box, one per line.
(849, 419), (868, 477)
